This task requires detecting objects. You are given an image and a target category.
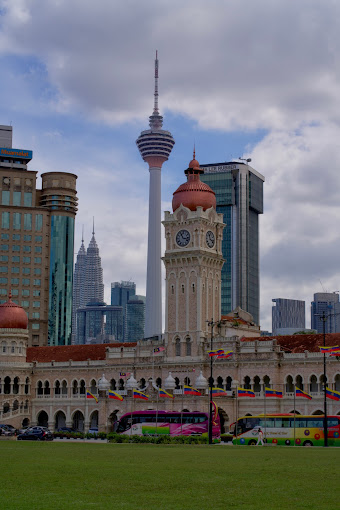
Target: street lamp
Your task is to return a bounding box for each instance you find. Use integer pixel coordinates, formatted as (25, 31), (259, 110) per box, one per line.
(207, 318), (220, 445)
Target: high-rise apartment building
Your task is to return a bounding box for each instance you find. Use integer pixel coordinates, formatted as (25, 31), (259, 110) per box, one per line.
(76, 301), (123, 344)
(111, 281), (136, 340)
(272, 298), (305, 335)
(71, 235), (86, 344)
(200, 161), (264, 325)
(125, 298), (145, 342)
(136, 52), (175, 339)
(0, 125), (77, 346)
(311, 292), (340, 334)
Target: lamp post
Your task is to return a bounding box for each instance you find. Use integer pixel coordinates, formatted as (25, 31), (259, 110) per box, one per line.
(207, 318), (221, 445)
(319, 312), (328, 447)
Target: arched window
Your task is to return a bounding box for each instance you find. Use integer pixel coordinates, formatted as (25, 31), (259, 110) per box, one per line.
(175, 377), (180, 389)
(61, 380), (67, 396)
(186, 338), (191, 356)
(55, 380), (61, 395)
(226, 376), (232, 391)
(13, 400), (19, 411)
(175, 338), (181, 357)
(320, 374), (327, 392)
(171, 285), (174, 295)
(4, 376), (11, 394)
(90, 380), (97, 394)
(263, 375), (270, 388)
(335, 374), (340, 392)
(3, 402), (10, 414)
(192, 283), (195, 293)
(244, 376), (251, 389)
(156, 377), (162, 388)
(217, 376), (224, 389)
(312, 409), (323, 415)
(44, 381), (50, 395)
(80, 380), (86, 395)
(253, 376), (261, 393)
(139, 378), (145, 389)
(13, 376), (19, 394)
(208, 376), (214, 388)
(2, 341), (7, 353)
(110, 379), (116, 390)
(37, 380), (43, 396)
(295, 375), (303, 390)
(310, 375), (318, 393)
(286, 375), (294, 393)
(73, 380), (78, 395)
(181, 284), (185, 294)
(24, 377), (30, 395)
(184, 377), (191, 386)
(118, 379), (124, 390)
(11, 341), (15, 354)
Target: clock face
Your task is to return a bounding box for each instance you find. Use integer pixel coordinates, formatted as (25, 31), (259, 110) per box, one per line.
(176, 229), (191, 247)
(206, 230), (215, 248)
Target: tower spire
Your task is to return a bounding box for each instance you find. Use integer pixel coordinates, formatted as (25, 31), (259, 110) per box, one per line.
(82, 225), (84, 244)
(154, 50), (159, 114)
(148, 51), (163, 130)
(92, 217), (95, 236)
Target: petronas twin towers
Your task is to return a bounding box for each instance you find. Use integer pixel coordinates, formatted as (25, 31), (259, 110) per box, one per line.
(71, 226), (104, 344)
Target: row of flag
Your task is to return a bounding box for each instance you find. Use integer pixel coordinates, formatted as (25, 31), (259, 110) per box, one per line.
(320, 345), (340, 355)
(237, 386), (340, 401)
(207, 349), (233, 358)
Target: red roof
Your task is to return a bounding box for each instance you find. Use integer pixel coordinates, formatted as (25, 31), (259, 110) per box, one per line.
(243, 333), (340, 353)
(27, 342), (137, 363)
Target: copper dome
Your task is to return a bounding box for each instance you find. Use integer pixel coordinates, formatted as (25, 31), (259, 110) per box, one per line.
(0, 295), (28, 329)
(172, 155), (216, 212)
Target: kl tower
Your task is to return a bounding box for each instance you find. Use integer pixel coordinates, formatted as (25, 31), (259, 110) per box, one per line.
(136, 52), (175, 339)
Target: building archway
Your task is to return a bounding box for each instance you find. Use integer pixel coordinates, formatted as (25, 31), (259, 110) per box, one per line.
(55, 410), (66, 430)
(109, 410), (120, 432)
(37, 410), (49, 427)
(22, 417), (30, 428)
(72, 410), (84, 432)
(312, 409), (323, 415)
(90, 410), (98, 429)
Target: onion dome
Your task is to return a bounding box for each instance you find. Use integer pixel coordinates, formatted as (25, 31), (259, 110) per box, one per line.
(172, 151), (216, 212)
(164, 371), (176, 390)
(98, 374), (110, 392)
(195, 371), (208, 390)
(126, 374), (138, 389)
(0, 294), (28, 329)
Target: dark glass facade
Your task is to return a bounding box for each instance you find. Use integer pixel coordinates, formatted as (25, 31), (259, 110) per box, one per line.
(201, 163), (264, 325)
(48, 215), (75, 345)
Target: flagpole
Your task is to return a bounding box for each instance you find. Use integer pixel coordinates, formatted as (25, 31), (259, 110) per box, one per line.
(130, 391), (133, 436)
(181, 386), (183, 434)
(155, 390), (159, 435)
(264, 384), (267, 443)
(293, 387), (296, 446)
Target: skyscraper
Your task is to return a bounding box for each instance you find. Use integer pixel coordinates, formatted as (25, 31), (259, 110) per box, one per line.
(71, 232), (86, 344)
(311, 292), (340, 334)
(136, 52), (175, 339)
(125, 298), (145, 341)
(0, 125), (77, 346)
(200, 161), (264, 325)
(76, 301), (123, 344)
(272, 298), (305, 335)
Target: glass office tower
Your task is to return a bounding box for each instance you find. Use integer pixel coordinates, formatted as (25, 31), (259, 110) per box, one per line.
(201, 162), (264, 325)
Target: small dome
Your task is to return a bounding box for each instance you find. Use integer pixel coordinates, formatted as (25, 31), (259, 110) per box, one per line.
(98, 374), (110, 391)
(164, 371), (176, 390)
(126, 374), (138, 389)
(172, 154), (216, 212)
(0, 295), (28, 329)
(195, 371), (208, 389)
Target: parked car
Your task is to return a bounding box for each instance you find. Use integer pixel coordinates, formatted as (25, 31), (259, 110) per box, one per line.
(0, 424), (14, 436)
(17, 428), (53, 441)
(88, 427), (98, 436)
(57, 427), (75, 433)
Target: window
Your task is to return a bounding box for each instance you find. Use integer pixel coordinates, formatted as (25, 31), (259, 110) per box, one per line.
(12, 256), (19, 263)
(11, 267), (19, 273)
(0, 278), (8, 284)
(1, 212), (9, 229)
(24, 235), (31, 241)
(23, 246), (31, 253)
(22, 278), (30, 285)
(24, 192), (32, 207)
(1, 190), (10, 205)
(11, 278), (19, 285)
(34, 246), (42, 253)
(32, 312), (40, 319)
(11, 289), (19, 296)
(22, 290), (29, 296)
(35, 214), (43, 231)
(0, 267), (8, 273)
(33, 301), (40, 308)
(13, 192), (21, 206)
(12, 245), (20, 252)
(175, 338), (181, 356)
(33, 290), (40, 297)
(1, 245), (9, 251)
(23, 257), (30, 263)
(0, 289), (7, 296)
(34, 257), (41, 263)
(32, 324), (40, 330)
(186, 338), (191, 356)
(34, 268), (41, 275)
(0, 256), (8, 262)
(1, 234), (9, 240)
(22, 268), (30, 274)
(13, 234), (20, 240)
(24, 214), (32, 230)
(33, 279), (41, 286)
(13, 213), (21, 230)
(21, 300), (29, 307)
(35, 236), (42, 243)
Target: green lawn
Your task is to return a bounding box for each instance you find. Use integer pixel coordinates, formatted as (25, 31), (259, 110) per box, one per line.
(0, 442), (339, 509)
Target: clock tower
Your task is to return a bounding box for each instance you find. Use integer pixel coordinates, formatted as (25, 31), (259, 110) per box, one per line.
(162, 154), (225, 358)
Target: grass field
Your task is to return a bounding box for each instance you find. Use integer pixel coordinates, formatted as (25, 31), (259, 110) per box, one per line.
(0, 442), (339, 510)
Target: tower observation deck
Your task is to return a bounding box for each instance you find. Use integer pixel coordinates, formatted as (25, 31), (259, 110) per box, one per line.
(136, 52), (175, 339)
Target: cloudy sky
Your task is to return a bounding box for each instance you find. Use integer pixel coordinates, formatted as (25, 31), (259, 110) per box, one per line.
(1, 0), (340, 331)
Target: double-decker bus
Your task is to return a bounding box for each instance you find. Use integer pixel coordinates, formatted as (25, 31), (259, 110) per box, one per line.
(114, 410), (220, 440)
(232, 414), (340, 446)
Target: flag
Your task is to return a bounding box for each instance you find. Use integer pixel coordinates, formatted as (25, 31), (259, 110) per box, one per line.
(319, 346), (340, 353)
(188, 368), (196, 372)
(119, 372), (131, 377)
(295, 387), (312, 400)
(237, 387), (255, 398)
(265, 387), (283, 398)
(133, 389), (149, 400)
(326, 387), (340, 401)
(159, 388), (173, 398)
(153, 346), (165, 354)
(329, 352), (340, 357)
(86, 391), (98, 403)
(108, 390), (124, 401)
(183, 385), (201, 396)
(207, 349), (224, 357)
(212, 387), (229, 397)
(217, 351), (233, 359)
